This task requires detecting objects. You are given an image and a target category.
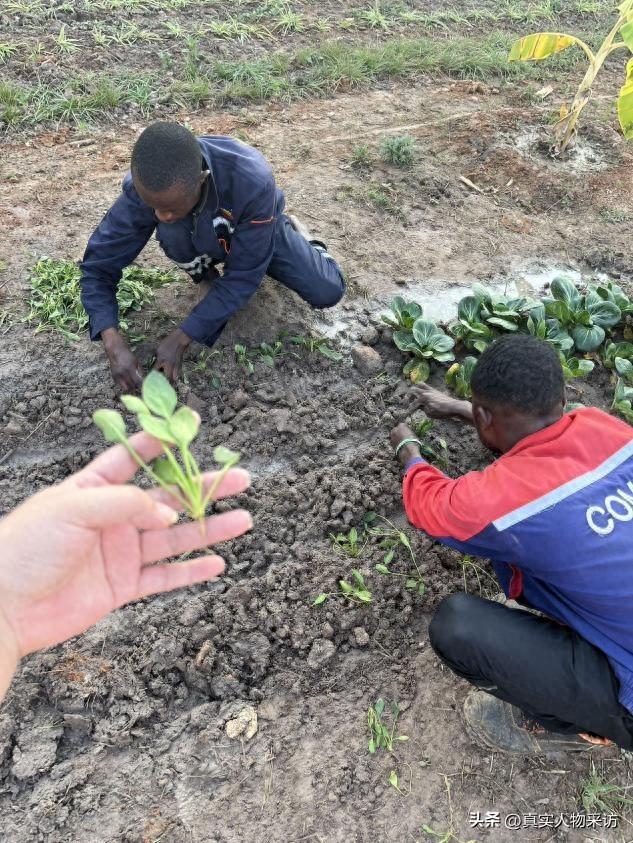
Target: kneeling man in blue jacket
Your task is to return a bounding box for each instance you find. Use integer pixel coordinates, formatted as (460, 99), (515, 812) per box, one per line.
(80, 121), (345, 390)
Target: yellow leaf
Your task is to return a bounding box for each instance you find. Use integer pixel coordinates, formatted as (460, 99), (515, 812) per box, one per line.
(617, 58), (633, 140)
(508, 32), (580, 62)
(621, 20), (633, 52)
(559, 103), (569, 119)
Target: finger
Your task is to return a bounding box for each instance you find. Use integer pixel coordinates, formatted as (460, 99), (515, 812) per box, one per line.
(141, 509), (252, 565)
(68, 431), (170, 489)
(60, 486), (178, 531)
(136, 555), (226, 600)
(148, 468), (251, 509)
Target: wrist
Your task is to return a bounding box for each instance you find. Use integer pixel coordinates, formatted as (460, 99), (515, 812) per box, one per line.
(398, 444), (422, 466)
(0, 602), (20, 701)
(174, 328), (192, 348)
(101, 327), (123, 351)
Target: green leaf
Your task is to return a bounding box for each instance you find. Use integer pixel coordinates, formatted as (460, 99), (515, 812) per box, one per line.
(374, 698), (385, 717)
(572, 323), (605, 352)
(398, 532), (411, 549)
(388, 770), (399, 789)
(585, 297), (622, 328)
(486, 316), (519, 331)
(375, 564), (390, 575)
(384, 549), (394, 564)
(313, 593), (328, 606)
(169, 406), (200, 447)
(339, 580), (354, 594)
(152, 455), (182, 485)
(93, 409), (127, 444)
(137, 413), (178, 444)
(550, 276), (581, 306)
(393, 331), (417, 353)
(356, 590), (373, 603)
(349, 527), (358, 545)
(214, 446), (240, 466)
(457, 296), (482, 323)
(318, 345), (343, 361)
(545, 299), (572, 324)
(405, 578), (417, 589)
(368, 738), (376, 754)
(616, 357), (633, 382)
(121, 394), (148, 415)
(397, 735), (409, 742)
(142, 370), (177, 419)
(351, 568), (365, 588)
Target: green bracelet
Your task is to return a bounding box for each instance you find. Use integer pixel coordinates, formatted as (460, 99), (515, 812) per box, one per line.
(395, 437), (423, 456)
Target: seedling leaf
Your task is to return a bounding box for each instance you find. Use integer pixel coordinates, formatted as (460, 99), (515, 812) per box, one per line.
(142, 370), (178, 418)
(121, 394), (148, 415)
(214, 445), (241, 466)
(92, 409), (127, 444)
(169, 406), (200, 447)
(313, 593), (328, 606)
(137, 413), (178, 444)
(152, 455), (182, 485)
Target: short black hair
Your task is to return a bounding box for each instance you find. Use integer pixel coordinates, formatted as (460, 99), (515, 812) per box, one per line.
(131, 122), (202, 193)
(470, 334), (564, 416)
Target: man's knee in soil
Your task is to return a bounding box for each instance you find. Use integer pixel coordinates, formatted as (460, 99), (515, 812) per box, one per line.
(428, 593), (482, 663)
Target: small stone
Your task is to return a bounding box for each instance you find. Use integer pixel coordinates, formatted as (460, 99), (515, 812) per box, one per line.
(353, 627), (370, 647)
(269, 408), (297, 433)
(360, 326), (379, 346)
(4, 420), (21, 435)
(228, 389), (249, 411)
(351, 345), (383, 376)
(321, 622), (334, 639)
(307, 639), (336, 670)
(225, 705), (258, 740)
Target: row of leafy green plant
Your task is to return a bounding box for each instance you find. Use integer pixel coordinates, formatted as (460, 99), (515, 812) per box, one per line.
(383, 276), (633, 423)
(27, 257), (180, 341)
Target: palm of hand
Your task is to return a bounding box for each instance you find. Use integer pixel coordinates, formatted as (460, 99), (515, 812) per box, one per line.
(0, 431), (251, 660)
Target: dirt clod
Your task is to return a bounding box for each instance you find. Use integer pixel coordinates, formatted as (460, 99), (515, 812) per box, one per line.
(351, 345), (383, 376)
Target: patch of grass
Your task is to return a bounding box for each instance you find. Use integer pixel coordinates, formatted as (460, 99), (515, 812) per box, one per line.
(580, 762), (633, 817)
(3, 32), (586, 128)
(351, 144), (373, 169)
(380, 135), (415, 166)
(27, 258), (180, 340)
(358, 1), (394, 31)
(0, 42), (19, 63)
(55, 24), (80, 54)
(599, 208), (631, 224)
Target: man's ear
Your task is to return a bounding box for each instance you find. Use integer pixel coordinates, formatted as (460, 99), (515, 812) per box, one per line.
(474, 404), (493, 431)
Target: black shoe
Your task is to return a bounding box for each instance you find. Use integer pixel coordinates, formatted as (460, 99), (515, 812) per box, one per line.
(463, 690), (600, 754)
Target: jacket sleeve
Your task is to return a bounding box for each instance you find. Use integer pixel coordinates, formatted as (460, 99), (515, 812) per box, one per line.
(403, 460), (495, 544)
(80, 179), (157, 340)
(179, 179), (277, 345)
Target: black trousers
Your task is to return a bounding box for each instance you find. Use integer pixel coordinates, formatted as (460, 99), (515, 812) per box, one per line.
(429, 593), (633, 750)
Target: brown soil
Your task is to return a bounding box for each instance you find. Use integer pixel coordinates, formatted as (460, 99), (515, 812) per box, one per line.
(1, 43), (633, 843)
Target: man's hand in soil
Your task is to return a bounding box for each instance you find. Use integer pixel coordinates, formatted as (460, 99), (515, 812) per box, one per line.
(390, 422), (423, 468)
(407, 383), (474, 424)
(102, 327), (143, 393)
(0, 433), (252, 703)
(155, 328), (191, 383)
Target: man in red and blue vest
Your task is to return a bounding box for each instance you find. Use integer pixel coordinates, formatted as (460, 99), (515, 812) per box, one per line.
(391, 334), (633, 752)
(80, 122), (345, 391)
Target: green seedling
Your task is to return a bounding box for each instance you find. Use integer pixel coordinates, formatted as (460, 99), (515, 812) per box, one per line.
(313, 569), (372, 605)
(193, 349), (221, 389)
(410, 419), (449, 470)
(445, 356), (477, 399)
(350, 144), (372, 169)
(543, 276), (622, 352)
(393, 317), (455, 383)
(459, 555), (498, 597)
(286, 333), (343, 361)
(93, 371), (240, 527)
(258, 341), (285, 367)
(330, 526), (366, 558)
(380, 135), (416, 166)
(368, 698), (408, 753)
(603, 341), (633, 369)
(365, 514), (426, 597)
(559, 351), (595, 379)
(580, 761), (633, 816)
(381, 296), (423, 331)
(359, 1), (392, 30)
(27, 258), (178, 340)
(509, 0), (633, 152)
(234, 343), (255, 375)
(613, 377), (633, 422)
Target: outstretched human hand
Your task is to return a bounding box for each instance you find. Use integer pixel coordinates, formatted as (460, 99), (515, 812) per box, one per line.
(407, 383), (473, 424)
(0, 432), (251, 698)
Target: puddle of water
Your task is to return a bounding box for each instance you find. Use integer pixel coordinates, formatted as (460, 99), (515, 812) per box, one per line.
(382, 262), (612, 324)
(514, 128), (609, 173)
